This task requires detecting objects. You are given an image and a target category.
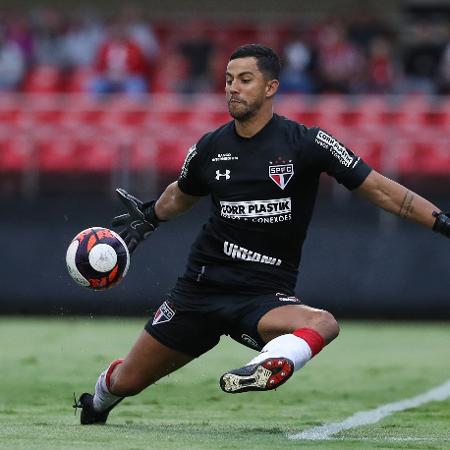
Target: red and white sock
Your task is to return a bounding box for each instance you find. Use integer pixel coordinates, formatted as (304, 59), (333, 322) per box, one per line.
(92, 359), (124, 412)
(246, 328), (325, 372)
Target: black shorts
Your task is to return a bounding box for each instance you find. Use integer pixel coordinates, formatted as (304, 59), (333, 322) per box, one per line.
(144, 277), (301, 358)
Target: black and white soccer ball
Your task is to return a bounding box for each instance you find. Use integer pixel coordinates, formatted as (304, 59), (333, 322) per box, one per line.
(66, 227), (130, 290)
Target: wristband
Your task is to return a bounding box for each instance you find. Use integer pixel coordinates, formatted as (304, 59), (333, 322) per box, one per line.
(432, 211), (450, 238)
(142, 200), (166, 224)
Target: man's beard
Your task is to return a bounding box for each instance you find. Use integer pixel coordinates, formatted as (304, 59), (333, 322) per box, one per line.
(227, 98), (263, 122)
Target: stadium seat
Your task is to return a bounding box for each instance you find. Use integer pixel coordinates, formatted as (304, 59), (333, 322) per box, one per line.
(37, 135), (123, 173)
(127, 137), (158, 170)
(424, 99), (450, 129)
(154, 136), (193, 173)
(23, 65), (63, 93)
(0, 137), (35, 171)
(36, 137), (80, 172)
(0, 105), (27, 127)
(75, 137), (122, 173)
(381, 96), (429, 131)
(344, 132), (384, 172)
(29, 100), (65, 128)
(393, 129), (450, 176)
(70, 105), (108, 128)
(313, 96), (347, 127)
(356, 97), (387, 131)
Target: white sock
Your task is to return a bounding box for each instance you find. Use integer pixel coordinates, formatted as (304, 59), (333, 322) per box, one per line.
(247, 334), (312, 372)
(92, 364), (123, 412)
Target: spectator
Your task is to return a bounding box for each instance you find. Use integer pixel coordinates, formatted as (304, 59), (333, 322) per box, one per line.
(176, 21), (216, 94)
(6, 14), (34, 66)
(316, 21), (365, 93)
(347, 12), (388, 50)
(400, 22), (444, 95)
(279, 30), (316, 94)
(0, 27), (26, 91)
(367, 37), (395, 93)
(120, 4), (159, 62)
(32, 8), (66, 67)
(63, 13), (104, 69)
(90, 19), (149, 97)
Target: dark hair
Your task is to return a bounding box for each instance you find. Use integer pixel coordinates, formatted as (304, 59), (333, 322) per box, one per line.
(229, 44), (281, 80)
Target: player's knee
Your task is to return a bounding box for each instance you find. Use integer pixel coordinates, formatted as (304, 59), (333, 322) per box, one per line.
(314, 309), (339, 343)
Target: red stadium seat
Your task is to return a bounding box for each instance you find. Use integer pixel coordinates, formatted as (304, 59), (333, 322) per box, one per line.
(127, 137), (158, 170)
(0, 95), (32, 135)
(30, 103), (65, 128)
(0, 105), (27, 127)
(155, 136), (193, 173)
(314, 96), (347, 128)
(424, 99), (450, 129)
(343, 132), (384, 172)
(0, 137), (35, 171)
(156, 108), (194, 126)
(23, 65), (63, 93)
(393, 129), (450, 176)
(70, 106), (108, 127)
(75, 137), (121, 173)
(36, 137), (80, 172)
(380, 96), (429, 131)
(37, 135), (122, 173)
(353, 97), (387, 131)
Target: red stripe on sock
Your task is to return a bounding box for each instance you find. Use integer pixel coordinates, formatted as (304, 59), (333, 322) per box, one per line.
(292, 328), (325, 356)
(105, 359), (124, 391)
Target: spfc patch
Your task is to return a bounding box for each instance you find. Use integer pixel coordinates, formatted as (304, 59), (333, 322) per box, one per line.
(269, 163), (294, 190)
(152, 301), (175, 325)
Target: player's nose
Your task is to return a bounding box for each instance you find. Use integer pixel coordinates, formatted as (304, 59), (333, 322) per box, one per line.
(228, 79), (239, 94)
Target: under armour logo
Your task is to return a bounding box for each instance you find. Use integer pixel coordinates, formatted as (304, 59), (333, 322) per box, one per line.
(130, 220), (144, 230)
(215, 170), (231, 180)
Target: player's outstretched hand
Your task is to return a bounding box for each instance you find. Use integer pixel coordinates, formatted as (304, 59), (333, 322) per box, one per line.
(112, 188), (161, 253)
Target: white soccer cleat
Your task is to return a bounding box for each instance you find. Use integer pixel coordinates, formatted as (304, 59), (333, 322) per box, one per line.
(220, 357), (294, 393)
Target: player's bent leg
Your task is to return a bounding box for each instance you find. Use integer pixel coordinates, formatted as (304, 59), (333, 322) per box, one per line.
(75, 330), (194, 424)
(220, 304), (339, 393)
(257, 304), (339, 344)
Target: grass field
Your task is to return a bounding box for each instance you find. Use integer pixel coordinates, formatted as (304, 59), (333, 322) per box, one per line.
(0, 317), (449, 449)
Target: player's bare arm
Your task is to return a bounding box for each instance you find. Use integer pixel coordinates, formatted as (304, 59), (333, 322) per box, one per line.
(355, 170), (440, 229)
(155, 181), (201, 220)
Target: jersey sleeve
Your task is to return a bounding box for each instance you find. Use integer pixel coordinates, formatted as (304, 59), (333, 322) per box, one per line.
(306, 127), (372, 190)
(177, 134), (211, 196)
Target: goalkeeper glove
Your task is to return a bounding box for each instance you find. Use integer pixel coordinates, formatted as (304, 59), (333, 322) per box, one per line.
(432, 211), (450, 239)
(111, 188), (162, 253)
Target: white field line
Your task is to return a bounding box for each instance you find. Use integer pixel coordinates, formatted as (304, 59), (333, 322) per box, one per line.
(288, 378), (450, 441)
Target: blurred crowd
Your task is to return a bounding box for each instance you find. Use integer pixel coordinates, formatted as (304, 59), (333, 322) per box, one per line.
(0, 5), (450, 97)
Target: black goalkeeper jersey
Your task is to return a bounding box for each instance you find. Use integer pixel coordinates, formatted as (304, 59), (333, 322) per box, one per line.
(177, 113), (371, 294)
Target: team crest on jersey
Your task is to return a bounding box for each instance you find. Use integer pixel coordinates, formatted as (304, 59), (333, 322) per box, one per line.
(152, 301), (175, 325)
(269, 161), (294, 190)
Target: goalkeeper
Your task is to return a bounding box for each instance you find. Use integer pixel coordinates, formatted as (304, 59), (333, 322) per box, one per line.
(74, 44), (450, 425)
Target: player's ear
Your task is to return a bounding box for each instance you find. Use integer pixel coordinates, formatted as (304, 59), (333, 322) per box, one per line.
(266, 79), (279, 98)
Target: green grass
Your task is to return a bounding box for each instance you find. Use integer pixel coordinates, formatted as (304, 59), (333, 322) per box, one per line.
(0, 318), (449, 449)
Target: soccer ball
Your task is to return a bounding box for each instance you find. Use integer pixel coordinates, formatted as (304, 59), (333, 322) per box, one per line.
(66, 227), (130, 290)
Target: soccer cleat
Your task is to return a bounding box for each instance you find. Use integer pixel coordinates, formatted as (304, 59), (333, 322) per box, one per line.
(220, 357), (294, 394)
(73, 393), (122, 425)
